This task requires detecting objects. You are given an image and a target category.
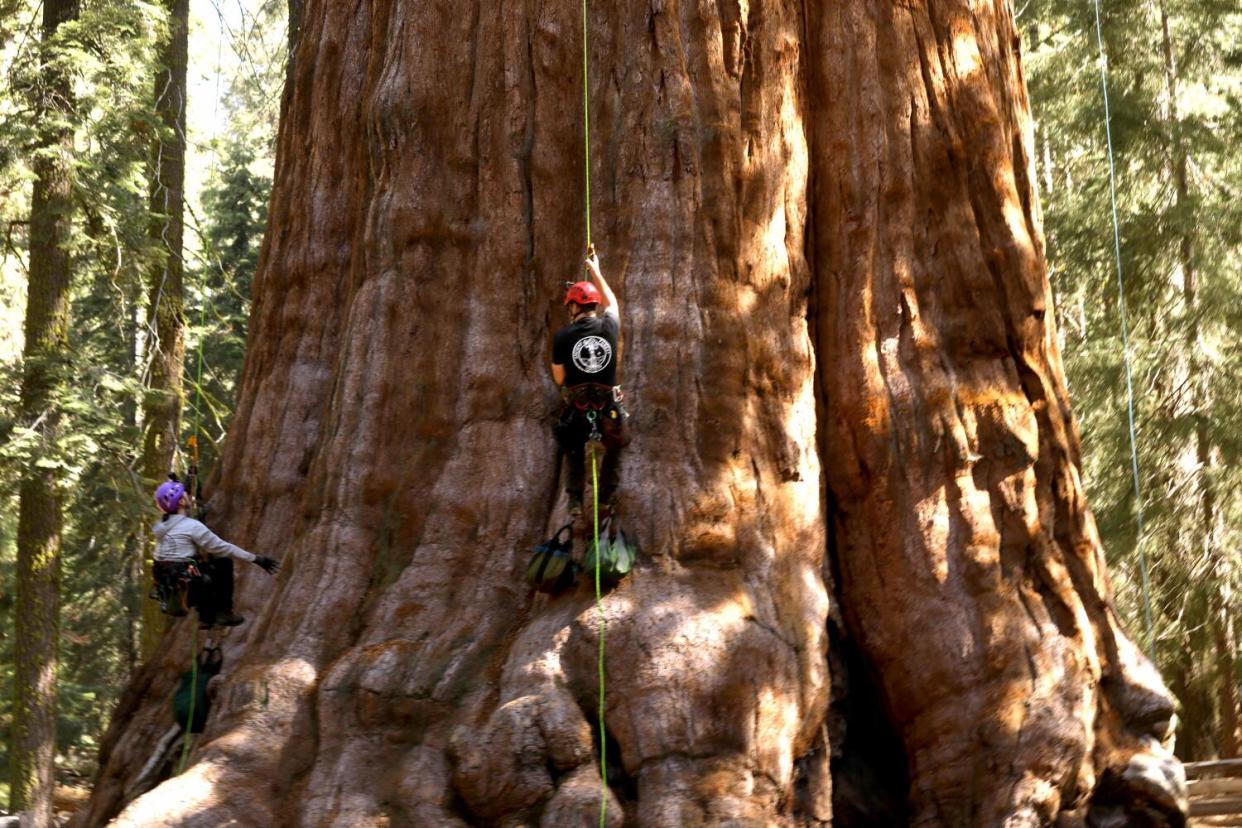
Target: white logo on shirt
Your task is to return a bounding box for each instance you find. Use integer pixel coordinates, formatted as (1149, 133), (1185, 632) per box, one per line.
(572, 336), (612, 373)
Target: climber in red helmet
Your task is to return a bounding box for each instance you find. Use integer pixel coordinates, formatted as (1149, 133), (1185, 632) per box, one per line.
(551, 246), (630, 523)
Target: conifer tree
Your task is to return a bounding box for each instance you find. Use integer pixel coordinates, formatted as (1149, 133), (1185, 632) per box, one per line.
(137, 0), (189, 657)
(9, 0), (79, 816)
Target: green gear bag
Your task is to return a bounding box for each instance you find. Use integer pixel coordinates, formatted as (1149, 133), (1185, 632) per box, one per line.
(584, 521), (634, 585)
(526, 523), (579, 595)
(172, 647), (223, 733)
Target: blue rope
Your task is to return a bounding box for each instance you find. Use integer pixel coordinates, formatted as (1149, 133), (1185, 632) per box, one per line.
(1091, 0), (1155, 655)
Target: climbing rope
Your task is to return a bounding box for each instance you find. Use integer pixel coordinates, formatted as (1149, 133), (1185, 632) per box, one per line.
(580, 1), (606, 823)
(581, 0), (591, 246)
(176, 205), (213, 774)
(590, 442), (607, 828)
(1091, 0), (1155, 655)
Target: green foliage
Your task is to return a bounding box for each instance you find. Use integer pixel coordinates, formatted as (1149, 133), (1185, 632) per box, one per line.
(0, 0), (281, 785)
(186, 137), (269, 468)
(1025, 0), (1242, 758)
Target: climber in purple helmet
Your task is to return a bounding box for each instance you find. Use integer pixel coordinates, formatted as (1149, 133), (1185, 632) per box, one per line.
(152, 475), (279, 627)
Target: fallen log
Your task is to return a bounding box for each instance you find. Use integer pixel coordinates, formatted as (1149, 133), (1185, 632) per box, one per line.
(1185, 759), (1242, 779)
(1190, 796), (1242, 818)
(1189, 777), (1242, 798)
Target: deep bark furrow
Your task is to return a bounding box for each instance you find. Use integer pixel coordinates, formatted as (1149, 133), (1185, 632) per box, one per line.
(809, 1), (1181, 825)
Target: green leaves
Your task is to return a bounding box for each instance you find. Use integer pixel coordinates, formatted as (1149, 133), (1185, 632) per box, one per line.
(0, 0), (282, 782)
(1030, 0), (1242, 759)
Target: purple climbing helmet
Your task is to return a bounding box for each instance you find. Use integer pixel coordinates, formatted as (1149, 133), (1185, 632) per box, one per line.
(154, 478), (186, 514)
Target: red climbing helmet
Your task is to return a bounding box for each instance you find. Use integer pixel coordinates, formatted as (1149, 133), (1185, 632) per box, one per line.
(564, 281), (601, 306)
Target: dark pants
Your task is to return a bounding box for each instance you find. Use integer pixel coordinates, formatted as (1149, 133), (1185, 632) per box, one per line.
(191, 558), (235, 624)
(555, 401), (630, 510)
(155, 558), (235, 623)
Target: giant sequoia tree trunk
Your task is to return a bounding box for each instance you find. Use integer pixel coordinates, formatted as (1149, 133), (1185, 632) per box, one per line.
(81, 1), (1186, 825)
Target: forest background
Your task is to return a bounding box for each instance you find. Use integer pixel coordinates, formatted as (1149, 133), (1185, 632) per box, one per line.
(0, 0), (1239, 803)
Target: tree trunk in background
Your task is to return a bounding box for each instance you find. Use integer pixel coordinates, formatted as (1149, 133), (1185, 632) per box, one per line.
(1212, 603), (1241, 758)
(1158, 0), (1239, 760)
(79, 1), (1187, 825)
(9, 0), (78, 818)
(138, 0), (190, 658)
(285, 0), (301, 87)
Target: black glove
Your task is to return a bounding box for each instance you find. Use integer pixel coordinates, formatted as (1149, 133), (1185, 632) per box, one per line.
(253, 555), (280, 576)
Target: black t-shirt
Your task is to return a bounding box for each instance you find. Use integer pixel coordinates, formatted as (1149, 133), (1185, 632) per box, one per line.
(553, 311), (620, 387)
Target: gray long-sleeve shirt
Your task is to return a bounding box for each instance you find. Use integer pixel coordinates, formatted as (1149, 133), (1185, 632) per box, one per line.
(152, 514), (256, 563)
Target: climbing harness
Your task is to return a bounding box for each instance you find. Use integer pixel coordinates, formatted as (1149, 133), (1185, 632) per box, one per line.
(563, 382), (624, 412)
(1091, 0), (1155, 655)
(151, 558), (208, 617)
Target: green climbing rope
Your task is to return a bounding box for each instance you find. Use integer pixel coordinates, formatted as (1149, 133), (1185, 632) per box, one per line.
(581, 0), (605, 822)
(591, 443), (607, 828)
(176, 204), (213, 776)
(581, 0), (591, 246)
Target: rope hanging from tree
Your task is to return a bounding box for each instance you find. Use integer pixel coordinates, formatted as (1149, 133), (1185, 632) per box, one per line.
(590, 443), (607, 828)
(177, 152), (216, 771)
(1091, 0), (1155, 656)
(176, 339), (208, 774)
(581, 0), (592, 247)
(581, 3), (607, 825)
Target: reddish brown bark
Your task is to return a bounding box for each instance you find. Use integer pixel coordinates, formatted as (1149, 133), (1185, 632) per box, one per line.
(79, 1), (1185, 825)
(810, 2), (1183, 824)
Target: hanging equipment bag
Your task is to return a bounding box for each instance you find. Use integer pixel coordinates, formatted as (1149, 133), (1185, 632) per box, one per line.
(526, 523), (578, 595)
(172, 647), (224, 733)
(583, 519), (634, 586)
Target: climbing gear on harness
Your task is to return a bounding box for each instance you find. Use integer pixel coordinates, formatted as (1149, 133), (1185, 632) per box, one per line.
(564, 280), (602, 306)
(152, 560), (208, 617)
(586, 409), (602, 443)
(583, 516), (633, 586)
(562, 382), (621, 411)
(526, 523), (579, 595)
(155, 476), (187, 513)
